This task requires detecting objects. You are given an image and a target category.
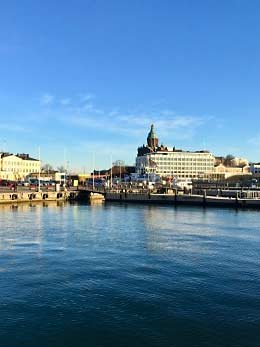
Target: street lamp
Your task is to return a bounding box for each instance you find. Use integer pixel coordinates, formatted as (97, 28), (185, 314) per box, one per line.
(38, 147), (41, 192)
(92, 153), (95, 191)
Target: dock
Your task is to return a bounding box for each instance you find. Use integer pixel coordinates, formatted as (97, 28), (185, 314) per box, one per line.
(0, 190), (79, 204)
(104, 191), (260, 208)
(2, 186), (260, 209)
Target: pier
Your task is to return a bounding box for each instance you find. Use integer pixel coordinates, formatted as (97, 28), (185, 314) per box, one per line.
(78, 186), (260, 209)
(2, 185), (260, 209)
(104, 191), (260, 208)
(0, 187), (104, 204)
(0, 190), (78, 204)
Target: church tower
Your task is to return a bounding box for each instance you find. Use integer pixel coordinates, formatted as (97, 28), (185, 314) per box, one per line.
(147, 124), (159, 149)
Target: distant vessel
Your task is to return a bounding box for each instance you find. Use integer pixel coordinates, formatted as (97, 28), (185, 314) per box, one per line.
(173, 178), (192, 191)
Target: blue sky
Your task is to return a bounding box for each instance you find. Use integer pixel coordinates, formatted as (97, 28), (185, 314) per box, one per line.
(1, 0), (260, 172)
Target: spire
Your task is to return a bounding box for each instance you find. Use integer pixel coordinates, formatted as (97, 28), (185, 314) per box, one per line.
(147, 124), (159, 149)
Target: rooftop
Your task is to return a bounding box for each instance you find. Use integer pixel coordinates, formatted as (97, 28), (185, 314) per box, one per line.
(0, 152), (39, 161)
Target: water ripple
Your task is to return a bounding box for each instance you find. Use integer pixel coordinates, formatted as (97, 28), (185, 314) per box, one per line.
(0, 203), (260, 346)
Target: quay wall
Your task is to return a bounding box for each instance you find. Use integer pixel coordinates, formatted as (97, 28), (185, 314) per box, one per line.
(0, 191), (79, 204)
(105, 192), (260, 209)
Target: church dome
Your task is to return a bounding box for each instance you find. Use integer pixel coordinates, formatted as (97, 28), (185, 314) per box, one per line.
(147, 124), (157, 139)
(147, 124), (159, 149)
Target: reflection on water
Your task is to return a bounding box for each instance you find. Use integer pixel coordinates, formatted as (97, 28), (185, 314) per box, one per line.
(0, 202), (66, 253)
(0, 202), (260, 347)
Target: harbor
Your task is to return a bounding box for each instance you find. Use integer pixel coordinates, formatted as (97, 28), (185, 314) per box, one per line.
(75, 185), (260, 209)
(2, 185), (260, 209)
(2, 124), (260, 210)
(2, 2), (260, 346)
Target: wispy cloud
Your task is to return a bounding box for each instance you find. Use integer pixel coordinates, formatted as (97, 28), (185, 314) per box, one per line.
(40, 93), (54, 105)
(60, 98), (71, 106)
(0, 123), (30, 133)
(80, 93), (95, 102)
(61, 107), (209, 142)
(35, 92), (215, 150)
(117, 113), (205, 131)
(248, 135), (260, 147)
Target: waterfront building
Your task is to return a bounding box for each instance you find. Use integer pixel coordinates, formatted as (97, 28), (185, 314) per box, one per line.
(230, 157), (249, 167)
(136, 125), (215, 179)
(206, 163), (251, 180)
(215, 156), (249, 168)
(0, 152), (40, 180)
(250, 163), (260, 176)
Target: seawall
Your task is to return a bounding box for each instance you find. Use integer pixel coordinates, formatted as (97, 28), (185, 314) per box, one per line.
(105, 192), (260, 209)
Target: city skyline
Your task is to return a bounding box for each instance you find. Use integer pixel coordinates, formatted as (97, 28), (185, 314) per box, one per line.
(1, 0), (260, 171)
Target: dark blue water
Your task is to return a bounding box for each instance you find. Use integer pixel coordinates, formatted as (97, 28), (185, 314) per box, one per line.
(0, 202), (260, 347)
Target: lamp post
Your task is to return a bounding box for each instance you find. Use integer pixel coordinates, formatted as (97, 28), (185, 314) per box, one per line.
(38, 147), (41, 192)
(110, 155), (113, 189)
(63, 148), (67, 191)
(92, 153), (95, 191)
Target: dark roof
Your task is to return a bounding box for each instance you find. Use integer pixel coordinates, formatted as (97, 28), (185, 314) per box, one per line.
(0, 152), (13, 158)
(16, 153), (39, 161)
(0, 152), (39, 161)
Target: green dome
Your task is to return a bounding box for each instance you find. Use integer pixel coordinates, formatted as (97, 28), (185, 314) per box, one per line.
(147, 124), (157, 139)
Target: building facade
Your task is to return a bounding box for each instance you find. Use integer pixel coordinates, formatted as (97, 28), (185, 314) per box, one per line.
(136, 125), (215, 179)
(0, 153), (40, 180)
(250, 163), (260, 176)
(206, 164), (251, 180)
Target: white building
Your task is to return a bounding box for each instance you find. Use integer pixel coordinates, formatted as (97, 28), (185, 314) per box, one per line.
(136, 125), (215, 179)
(0, 152), (40, 180)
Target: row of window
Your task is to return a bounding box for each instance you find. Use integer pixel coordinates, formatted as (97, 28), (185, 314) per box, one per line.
(156, 164), (213, 167)
(1, 168), (39, 173)
(151, 158), (214, 162)
(2, 162), (38, 166)
(158, 173), (202, 178)
(157, 170), (211, 174)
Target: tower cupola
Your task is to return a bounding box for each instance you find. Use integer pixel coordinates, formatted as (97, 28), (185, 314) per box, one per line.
(147, 124), (159, 149)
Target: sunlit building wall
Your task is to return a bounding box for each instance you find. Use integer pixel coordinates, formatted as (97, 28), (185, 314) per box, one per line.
(0, 153), (40, 180)
(136, 125), (215, 179)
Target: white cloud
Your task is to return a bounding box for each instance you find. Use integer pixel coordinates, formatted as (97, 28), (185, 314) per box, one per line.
(37, 92), (213, 146)
(248, 135), (260, 147)
(117, 113), (205, 131)
(41, 93), (54, 105)
(80, 93), (95, 102)
(83, 103), (94, 111)
(60, 98), (71, 106)
(60, 110), (209, 145)
(0, 123), (30, 133)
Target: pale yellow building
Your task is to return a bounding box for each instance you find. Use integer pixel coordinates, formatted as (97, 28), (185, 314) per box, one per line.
(205, 164), (251, 180)
(230, 157), (249, 167)
(0, 153), (41, 180)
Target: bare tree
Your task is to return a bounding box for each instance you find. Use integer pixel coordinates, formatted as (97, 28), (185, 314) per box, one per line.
(42, 163), (53, 173)
(57, 165), (66, 173)
(224, 154), (235, 167)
